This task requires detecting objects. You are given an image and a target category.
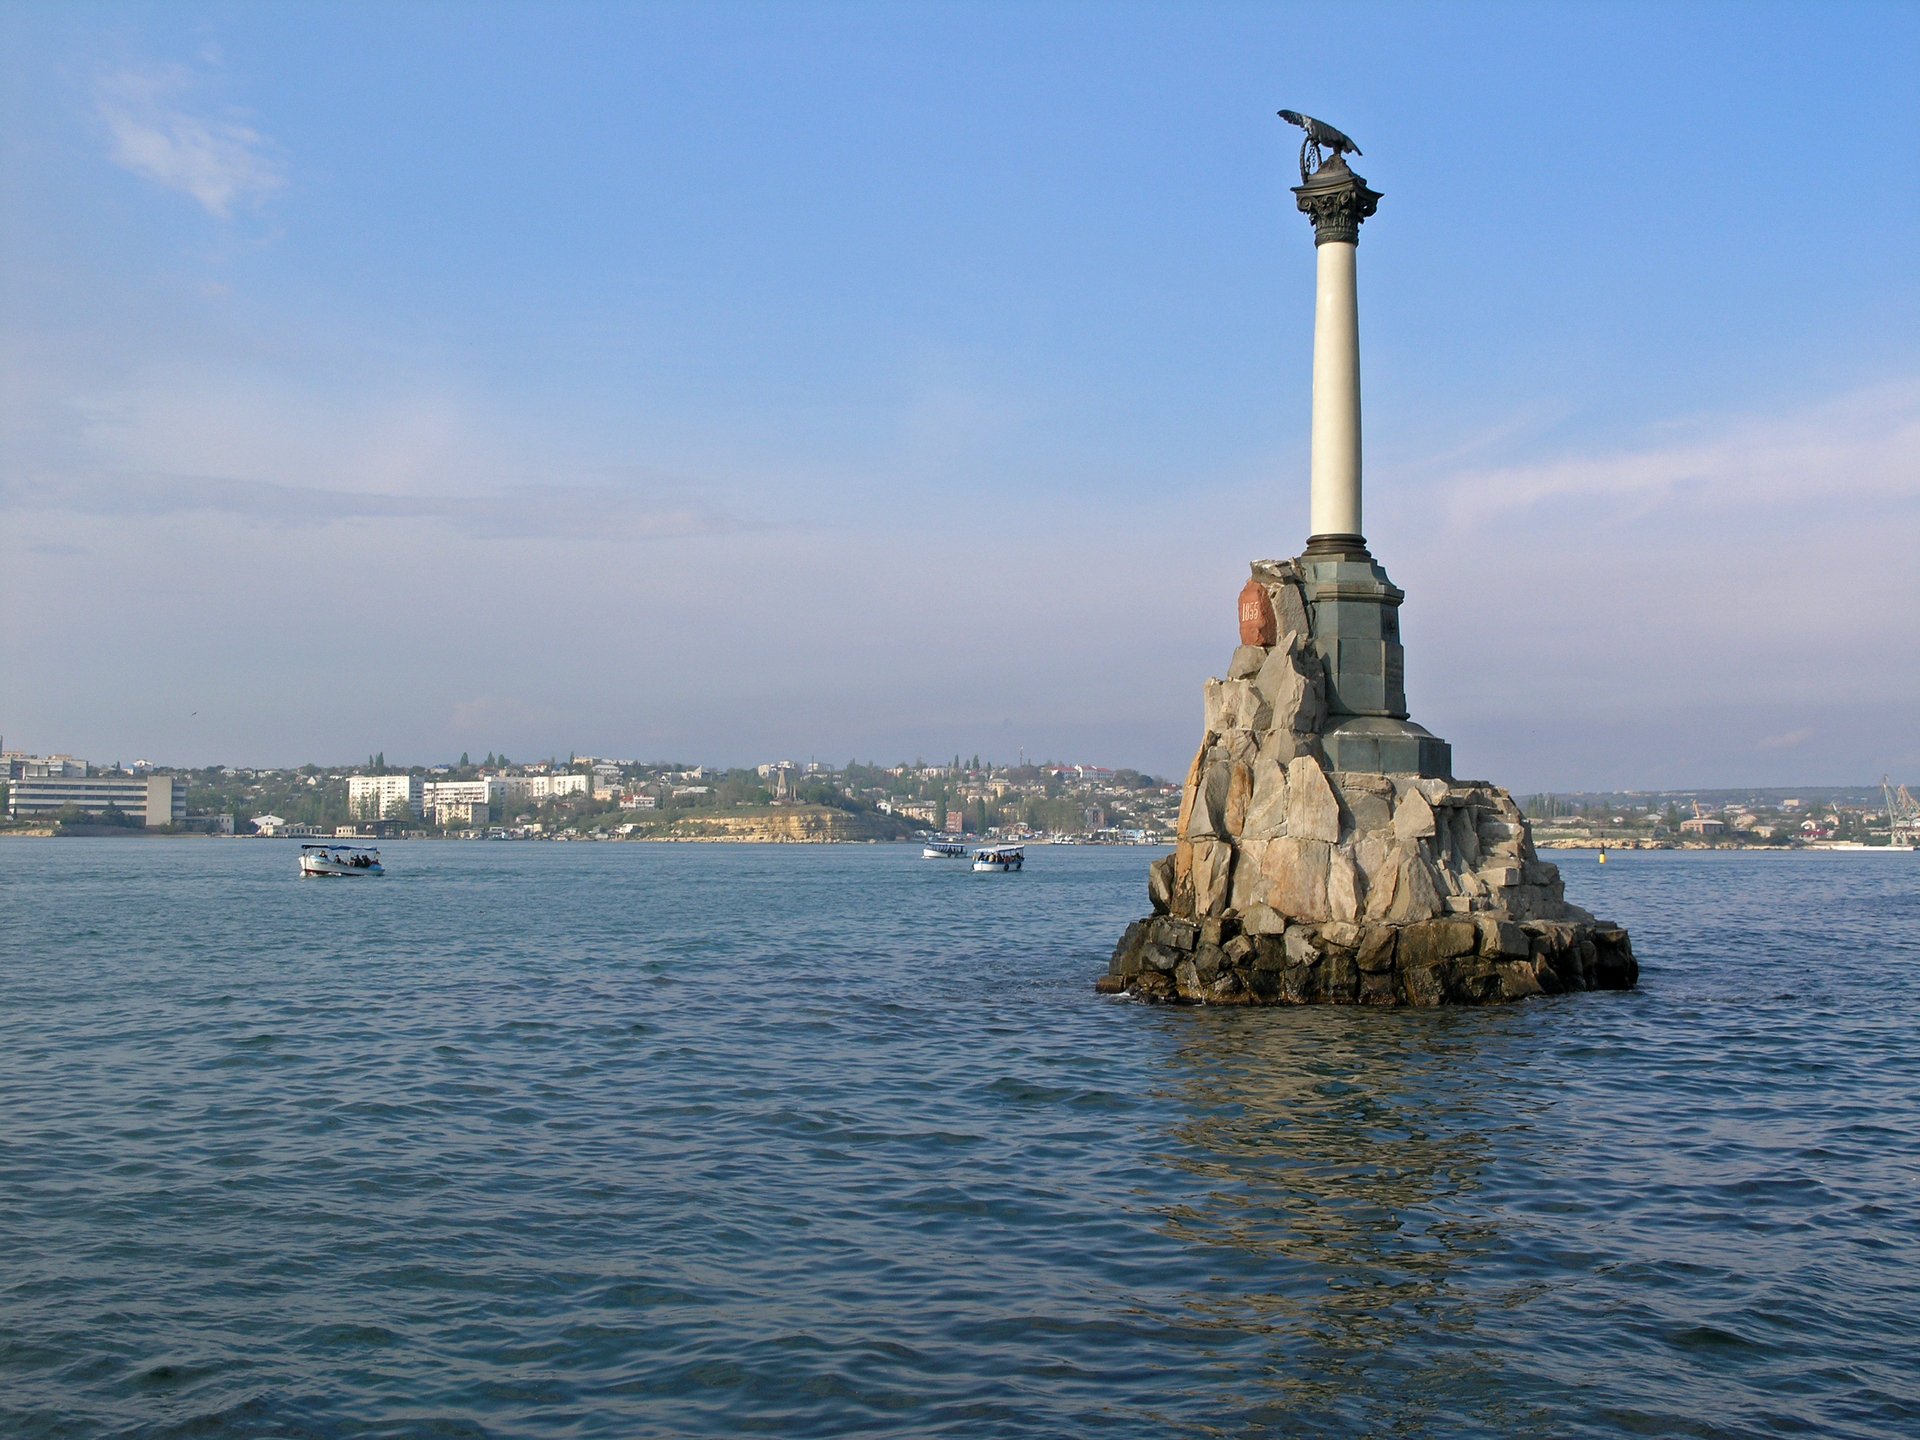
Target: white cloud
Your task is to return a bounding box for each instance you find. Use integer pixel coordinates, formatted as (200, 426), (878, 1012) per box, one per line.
(1433, 378), (1920, 534)
(93, 63), (283, 218)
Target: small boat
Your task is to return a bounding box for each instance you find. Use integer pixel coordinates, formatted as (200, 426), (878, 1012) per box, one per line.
(300, 842), (384, 877)
(972, 845), (1024, 872)
(923, 840), (969, 859)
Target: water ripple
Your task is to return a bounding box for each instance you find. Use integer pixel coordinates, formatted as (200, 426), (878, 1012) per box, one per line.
(2, 841), (1918, 1437)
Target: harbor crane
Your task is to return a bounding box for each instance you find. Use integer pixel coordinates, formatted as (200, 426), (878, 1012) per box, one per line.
(1884, 775), (1920, 847)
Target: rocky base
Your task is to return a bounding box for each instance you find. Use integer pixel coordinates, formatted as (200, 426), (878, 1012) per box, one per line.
(1101, 554), (1636, 1006)
(1100, 912), (1637, 1006)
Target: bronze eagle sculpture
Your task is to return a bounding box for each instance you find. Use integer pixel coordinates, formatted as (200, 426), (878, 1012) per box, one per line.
(1277, 110), (1361, 183)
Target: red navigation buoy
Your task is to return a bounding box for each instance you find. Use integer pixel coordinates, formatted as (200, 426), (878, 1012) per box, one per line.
(1238, 577), (1276, 647)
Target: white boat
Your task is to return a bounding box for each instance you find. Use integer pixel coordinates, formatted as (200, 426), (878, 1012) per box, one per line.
(299, 842), (384, 877)
(972, 845), (1024, 872)
(923, 840), (970, 859)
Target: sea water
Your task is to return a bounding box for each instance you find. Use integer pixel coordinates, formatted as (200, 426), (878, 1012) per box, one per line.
(2, 840), (1917, 1438)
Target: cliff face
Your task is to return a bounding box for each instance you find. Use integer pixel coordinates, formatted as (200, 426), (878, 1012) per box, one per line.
(1102, 561), (1635, 1005)
(650, 807), (904, 843)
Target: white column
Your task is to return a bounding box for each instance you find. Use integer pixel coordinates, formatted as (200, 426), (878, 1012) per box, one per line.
(1309, 238), (1362, 540)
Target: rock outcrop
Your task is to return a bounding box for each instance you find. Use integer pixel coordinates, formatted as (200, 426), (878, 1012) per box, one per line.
(1101, 561), (1636, 1005)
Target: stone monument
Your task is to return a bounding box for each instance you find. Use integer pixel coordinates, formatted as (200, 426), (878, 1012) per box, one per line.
(1100, 113), (1635, 1006)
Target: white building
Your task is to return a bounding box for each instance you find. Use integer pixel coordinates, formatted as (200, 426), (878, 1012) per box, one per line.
(7, 773), (185, 828)
(348, 774), (424, 821)
(422, 779), (496, 828)
(490, 773), (589, 807)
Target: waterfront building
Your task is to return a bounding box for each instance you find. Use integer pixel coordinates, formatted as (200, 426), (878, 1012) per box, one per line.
(421, 779), (493, 827)
(347, 773), (424, 820)
(422, 779), (496, 825)
(489, 773), (589, 805)
(7, 773), (185, 828)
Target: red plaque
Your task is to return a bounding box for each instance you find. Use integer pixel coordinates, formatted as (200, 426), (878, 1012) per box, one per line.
(1238, 578), (1276, 647)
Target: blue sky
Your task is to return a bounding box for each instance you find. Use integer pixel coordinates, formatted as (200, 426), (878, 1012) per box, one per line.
(3, 0), (1916, 789)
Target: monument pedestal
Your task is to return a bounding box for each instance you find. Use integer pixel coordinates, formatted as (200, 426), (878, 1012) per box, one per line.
(1293, 548), (1453, 779)
(1098, 554), (1635, 1007)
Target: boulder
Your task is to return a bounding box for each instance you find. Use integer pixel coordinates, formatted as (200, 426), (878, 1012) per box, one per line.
(1382, 845), (1444, 924)
(1327, 847), (1365, 922)
(1394, 787), (1438, 842)
(1261, 836), (1332, 919)
(1240, 901), (1288, 936)
(1398, 918), (1478, 968)
(1223, 762), (1255, 837)
(1253, 638), (1326, 734)
(1355, 926), (1397, 973)
(1204, 678), (1270, 734)
(1241, 764), (1291, 840)
(1190, 838), (1234, 917)
(1172, 737), (1210, 841)
(1285, 756), (1343, 842)
(1340, 780), (1394, 836)
(1147, 854), (1174, 915)
(1227, 643), (1268, 680)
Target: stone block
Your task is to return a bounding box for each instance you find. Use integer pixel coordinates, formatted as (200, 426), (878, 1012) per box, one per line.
(1229, 837), (1270, 911)
(1283, 924), (1321, 967)
(1476, 916), (1530, 958)
(1256, 730), (1312, 770)
(1320, 952), (1358, 1002)
(1321, 920), (1364, 951)
(1204, 678), (1271, 734)
(1217, 730), (1257, 765)
(1261, 836), (1332, 919)
(1147, 854), (1175, 914)
(1228, 644), (1267, 680)
(1341, 785), (1393, 836)
(1355, 926), (1397, 972)
(1286, 756), (1343, 842)
(1191, 838), (1234, 917)
(1327, 846), (1365, 921)
(1223, 762), (1254, 838)
(1448, 806), (1481, 868)
(1493, 960), (1544, 1000)
(1241, 763), (1291, 840)
(1240, 901), (1288, 936)
(1399, 918), (1477, 968)
(1382, 845), (1443, 924)
(1253, 643), (1324, 734)
(1198, 916), (1238, 947)
(1147, 916), (1198, 952)
(1173, 737), (1209, 841)
(1394, 788), (1438, 841)
(1399, 963), (1446, 1007)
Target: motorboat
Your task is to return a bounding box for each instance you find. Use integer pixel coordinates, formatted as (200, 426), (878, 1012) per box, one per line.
(972, 845), (1024, 872)
(923, 840), (969, 859)
(299, 843), (384, 877)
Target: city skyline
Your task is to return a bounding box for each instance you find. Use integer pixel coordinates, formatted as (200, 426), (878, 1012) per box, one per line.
(4, 1), (1916, 792)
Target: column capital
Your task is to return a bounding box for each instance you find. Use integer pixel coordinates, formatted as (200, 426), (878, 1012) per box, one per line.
(1292, 155), (1381, 246)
